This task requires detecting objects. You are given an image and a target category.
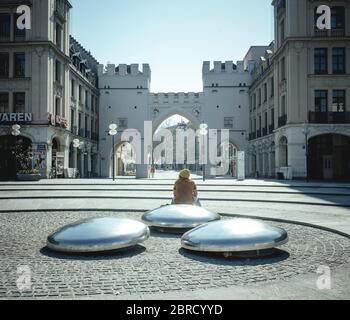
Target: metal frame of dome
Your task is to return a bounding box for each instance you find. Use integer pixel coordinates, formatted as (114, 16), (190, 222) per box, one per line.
(141, 205), (221, 229)
(181, 218), (288, 254)
(47, 217), (150, 253)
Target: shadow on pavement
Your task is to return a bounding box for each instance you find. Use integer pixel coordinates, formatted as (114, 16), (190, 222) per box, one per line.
(40, 244), (146, 261)
(150, 227), (189, 238)
(178, 248), (290, 266)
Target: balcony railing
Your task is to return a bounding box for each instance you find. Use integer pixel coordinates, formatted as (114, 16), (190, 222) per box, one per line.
(309, 112), (350, 124)
(278, 115), (287, 128)
(269, 124), (275, 134)
(85, 130), (90, 139)
(262, 127), (267, 137)
(257, 129), (262, 138)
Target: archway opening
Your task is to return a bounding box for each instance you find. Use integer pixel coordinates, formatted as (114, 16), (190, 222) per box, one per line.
(51, 137), (64, 178)
(0, 135), (32, 179)
(279, 136), (288, 168)
(114, 142), (136, 176)
(308, 134), (350, 180)
(153, 114), (198, 173)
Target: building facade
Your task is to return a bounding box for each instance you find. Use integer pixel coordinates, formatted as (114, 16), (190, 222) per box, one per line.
(1, 0), (349, 180)
(248, 0), (350, 181)
(98, 59), (254, 178)
(0, 0), (99, 179)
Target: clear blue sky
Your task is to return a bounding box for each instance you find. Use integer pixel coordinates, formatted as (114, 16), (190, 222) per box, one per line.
(70, 0), (273, 93)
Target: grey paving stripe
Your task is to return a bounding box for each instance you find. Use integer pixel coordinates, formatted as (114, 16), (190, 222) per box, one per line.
(1, 183), (350, 189)
(0, 195), (349, 207)
(1, 188), (349, 196)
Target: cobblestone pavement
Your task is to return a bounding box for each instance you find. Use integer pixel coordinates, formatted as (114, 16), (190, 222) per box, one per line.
(0, 211), (349, 299)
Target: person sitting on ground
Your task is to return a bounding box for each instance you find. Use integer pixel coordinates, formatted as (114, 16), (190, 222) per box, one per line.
(172, 169), (199, 205)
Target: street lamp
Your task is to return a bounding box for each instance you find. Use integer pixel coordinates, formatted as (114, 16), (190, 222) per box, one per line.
(199, 123), (208, 182)
(72, 139), (83, 178)
(11, 124), (21, 176)
(109, 123), (118, 181)
(302, 123), (311, 183)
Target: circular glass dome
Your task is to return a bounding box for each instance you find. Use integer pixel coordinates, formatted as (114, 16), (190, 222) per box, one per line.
(181, 218), (288, 254)
(142, 205), (221, 229)
(47, 217), (150, 253)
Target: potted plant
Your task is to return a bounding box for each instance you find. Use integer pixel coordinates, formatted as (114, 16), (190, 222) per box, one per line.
(16, 169), (41, 181)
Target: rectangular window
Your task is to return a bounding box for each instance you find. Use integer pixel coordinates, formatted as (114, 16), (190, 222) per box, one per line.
(95, 119), (98, 136)
(332, 90), (346, 113)
(271, 108), (275, 128)
(281, 96), (286, 115)
(264, 83), (267, 102)
(281, 57), (286, 80)
(315, 90), (328, 113)
(14, 14), (25, 39)
(264, 112), (268, 127)
(314, 48), (328, 74)
(71, 79), (75, 98)
(13, 92), (25, 113)
(270, 77), (274, 97)
(56, 23), (62, 50)
(0, 14), (10, 41)
(79, 85), (82, 101)
(85, 90), (89, 108)
(95, 97), (98, 113)
(91, 95), (94, 112)
(254, 118), (256, 132)
(71, 109), (75, 127)
(55, 97), (60, 116)
(280, 19), (285, 43)
(258, 88), (261, 105)
(85, 115), (89, 138)
(55, 60), (61, 83)
(224, 117), (234, 129)
(78, 113), (82, 130)
(332, 48), (346, 74)
(0, 53), (9, 78)
(331, 7), (345, 29)
(14, 53), (25, 77)
(0, 92), (9, 113)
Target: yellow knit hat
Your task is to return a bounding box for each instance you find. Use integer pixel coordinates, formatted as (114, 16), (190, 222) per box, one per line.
(179, 169), (191, 179)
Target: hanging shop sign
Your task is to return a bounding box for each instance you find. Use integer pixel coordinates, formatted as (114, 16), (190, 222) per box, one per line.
(0, 113), (33, 123)
(48, 114), (68, 128)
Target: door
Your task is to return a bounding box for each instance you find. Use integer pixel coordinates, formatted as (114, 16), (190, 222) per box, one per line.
(323, 155), (333, 180)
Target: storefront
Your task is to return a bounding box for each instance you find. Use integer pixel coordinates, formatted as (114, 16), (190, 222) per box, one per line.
(309, 134), (350, 181)
(0, 135), (32, 179)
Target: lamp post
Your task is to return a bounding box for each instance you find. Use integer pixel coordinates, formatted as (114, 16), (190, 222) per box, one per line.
(109, 123), (118, 181)
(11, 124), (21, 176)
(72, 139), (83, 178)
(302, 123), (311, 183)
(199, 123), (208, 182)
